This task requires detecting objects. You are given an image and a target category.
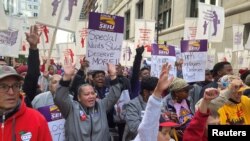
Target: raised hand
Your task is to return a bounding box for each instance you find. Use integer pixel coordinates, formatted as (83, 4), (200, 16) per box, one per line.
(25, 25), (41, 49)
(154, 63), (174, 98)
(203, 88), (219, 103)
(136, 45), (144, 55)
(63, 62), (76, 81)
(80, 56), (89, 70)
(107, 63), (117, 80)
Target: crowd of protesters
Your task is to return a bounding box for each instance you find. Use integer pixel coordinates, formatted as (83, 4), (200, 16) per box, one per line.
(0, 25), (250, 141)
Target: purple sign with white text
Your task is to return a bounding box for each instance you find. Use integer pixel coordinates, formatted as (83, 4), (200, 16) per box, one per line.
(181, 40), (208, 53)
(88, 12), (124, 33)
(152, 44), (176, 56)
(37, 105), (64, 122)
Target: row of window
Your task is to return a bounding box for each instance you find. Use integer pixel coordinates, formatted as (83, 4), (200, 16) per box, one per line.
(124, 0), (219, 39)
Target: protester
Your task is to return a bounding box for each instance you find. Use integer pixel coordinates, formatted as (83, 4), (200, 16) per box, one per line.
(123, 76), (158, 141)
(133, 64), (174, 141)
(0, 65), (52, 141)
(32, 74), (62, 109)
(54, 62), (124, 140)
(183, 88), (220, 141)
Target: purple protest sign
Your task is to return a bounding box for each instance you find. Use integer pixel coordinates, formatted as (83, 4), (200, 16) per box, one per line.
(152, 44), (176, 56)
(88, 12), (124, 33)
(181, 40), (208, 53)
(37, 105), (64, 122)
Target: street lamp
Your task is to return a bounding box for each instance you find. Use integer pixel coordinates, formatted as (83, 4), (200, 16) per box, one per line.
(156, 18), (164, 44)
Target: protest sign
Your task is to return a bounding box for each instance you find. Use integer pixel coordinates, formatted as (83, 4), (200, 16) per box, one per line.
(56, 43), (76, 65)
(196, 2), (224, 42)
(75, 20), (88, 56)
(206, 48), (216, 70)
(151, 44), (176, 78)
(134, 20), (155, 57)
(183, 18), (197, 40)
(217, 52), (227, 62)
(120, 40), (135, 67)
(87, 12), (124, 70)
(233, 24), (244, 51)
(0, 16), (23, 58)
(224, 48), (233, 62)
(181, 40), (208, 82)
(38, 0), (84, 32)
(37, 105), (65, 141)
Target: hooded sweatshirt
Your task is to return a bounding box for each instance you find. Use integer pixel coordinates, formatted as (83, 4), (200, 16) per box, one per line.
(0, 95), (52, 141)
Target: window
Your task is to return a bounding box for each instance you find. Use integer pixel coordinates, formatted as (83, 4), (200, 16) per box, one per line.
(136, 0), (143, 19)
(34, 5), (38, 10)
(125, 10), (130, 39)
(189, 0), (219, 17)
(33, 13), (38, 17)
(158, 0), (172, 29)
(28, 5), (32, 9)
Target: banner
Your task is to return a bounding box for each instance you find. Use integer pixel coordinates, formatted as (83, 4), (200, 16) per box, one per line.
(38, 0), (84, 32)
(120, 40), (135, 67)
(87, 12), (124, 70)
(233, 24), (244, 51)
(75, 20), (88, 56)
(151, 44), (176, 78)
(0, 0), (8, 31)
(181, 40), (208, 82)
(134, 20), (155, 57)
(196, 2), (224, 42)
(183, 18), (197, 40)
(206, 48), (216, 70)
(37, 105), (65, 141)
(0, 16), (23, 58)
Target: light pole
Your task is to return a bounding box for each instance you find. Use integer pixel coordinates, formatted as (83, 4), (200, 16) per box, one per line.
(156, 18), (163, 44)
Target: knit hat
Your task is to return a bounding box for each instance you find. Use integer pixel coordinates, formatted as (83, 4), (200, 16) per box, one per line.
(16, 65), (28, 74)
(0, 66), (23, 80)
(169, 78), (193, 92)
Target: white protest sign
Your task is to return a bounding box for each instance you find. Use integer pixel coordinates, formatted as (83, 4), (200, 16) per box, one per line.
(217, 52), (226, 62)
(206, 48), (216, 70)
(151, 44), (176, 78)
(87, 12), (124, 70)
(238, 50), (249, 68)
(0, 16), (23, 58)
(75, 20), (88, 56)
(181, 40), (208, 82)
(233, 24), (244, 51)
(184, 18), (197, 40)
(56, 43), (76, 65)
(224, 48), (233, 62)
(120, 40), (136, 67)
(196, 2), (225, 42)
(134, 20), (155, 57)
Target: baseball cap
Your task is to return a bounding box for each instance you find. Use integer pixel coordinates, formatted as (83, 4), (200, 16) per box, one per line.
(169, 78), (193, 92)
(159, 114), (180, 127)
(0, 66), (23, 80)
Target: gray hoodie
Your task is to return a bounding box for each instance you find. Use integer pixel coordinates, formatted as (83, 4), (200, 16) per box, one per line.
(54, 79), (122, 141)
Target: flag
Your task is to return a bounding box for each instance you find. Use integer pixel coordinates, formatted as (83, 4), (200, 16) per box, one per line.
(196, 2), (225, 42)
(232, 24), (244, 51)
(75, 20), (88, 56)
(183, 18), (197, 40)
(0, 16), (23, 58)
(38, 0), (84, 32)
(0, 0), (8, 31)
(134, 19), (155, 57)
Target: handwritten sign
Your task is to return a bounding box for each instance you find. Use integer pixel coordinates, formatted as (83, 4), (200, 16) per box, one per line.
(75, 20), (88, 56)
(38, 105), (65, 141)
(184, 18), (197, 40)
(233, 24), (244, 51)
(134, 20), (155, 57)
(120, 40), (135, 67)
(206, 48), (216, 70)
(151, 44), (176, 78)
(87, 12), (124, 70)
(181, 40), (207, 82)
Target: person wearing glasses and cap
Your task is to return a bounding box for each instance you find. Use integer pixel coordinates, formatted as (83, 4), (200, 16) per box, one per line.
(0, 66), (52, 141)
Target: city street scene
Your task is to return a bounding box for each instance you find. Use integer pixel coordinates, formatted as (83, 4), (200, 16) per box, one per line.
(0, 0), (250, 141)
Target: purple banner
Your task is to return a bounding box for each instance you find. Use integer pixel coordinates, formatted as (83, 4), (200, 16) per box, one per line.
(152, 44), (176, 56)
(181, 40), (208, 52)
(88, 12), (124, 33)
(37, 105), (64, 122)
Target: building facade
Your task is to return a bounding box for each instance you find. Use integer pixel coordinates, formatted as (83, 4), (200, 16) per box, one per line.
(98, 0), (250, 69)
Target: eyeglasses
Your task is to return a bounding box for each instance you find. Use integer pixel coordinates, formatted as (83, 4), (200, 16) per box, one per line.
(0, 83), (21, 93)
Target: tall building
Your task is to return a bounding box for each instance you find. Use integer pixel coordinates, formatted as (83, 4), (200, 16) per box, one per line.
(79, 0), (97, 19)
(3, 0), (40, 17)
